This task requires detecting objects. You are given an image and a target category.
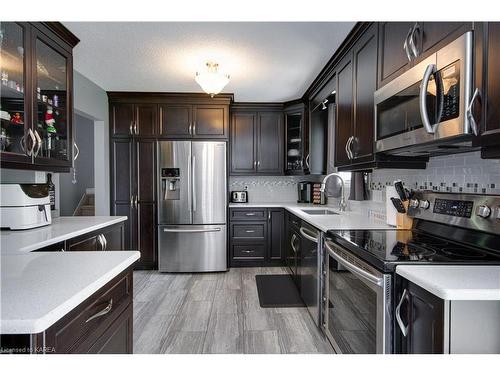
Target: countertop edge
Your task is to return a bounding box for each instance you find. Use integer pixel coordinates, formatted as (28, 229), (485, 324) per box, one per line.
(4, 216), (128, 253)
(396, 266), (500, 301)
(228, 202), (390, 232)
(1, 251), (140, 334)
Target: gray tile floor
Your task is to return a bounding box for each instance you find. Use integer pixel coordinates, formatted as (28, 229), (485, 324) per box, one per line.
(133, 267), (334, 354)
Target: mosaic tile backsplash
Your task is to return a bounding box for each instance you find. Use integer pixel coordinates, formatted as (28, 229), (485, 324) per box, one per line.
(370, 151), (500, 195)
(229, 175), (322, 203)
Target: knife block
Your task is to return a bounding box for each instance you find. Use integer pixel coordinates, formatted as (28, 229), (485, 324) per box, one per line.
(396, 201), (413, 229)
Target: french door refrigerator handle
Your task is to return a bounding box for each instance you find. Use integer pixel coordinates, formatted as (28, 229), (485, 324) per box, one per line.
(395, 289), (409, 337)
(192, 154), (197, 212)
(419, 63), (437, 134)
(162, 227), (222, 233)
(325, 241), (383, 286)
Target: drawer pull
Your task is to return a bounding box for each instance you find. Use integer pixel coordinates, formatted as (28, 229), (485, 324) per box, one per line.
(85, 299), (113, 323)
(245, 213), (256, 216)
(242, 250), (254, 253)
(245, 230), (256, 233)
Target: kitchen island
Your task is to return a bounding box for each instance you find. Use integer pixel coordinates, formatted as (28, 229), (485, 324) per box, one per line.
(1, 251), (139, 353)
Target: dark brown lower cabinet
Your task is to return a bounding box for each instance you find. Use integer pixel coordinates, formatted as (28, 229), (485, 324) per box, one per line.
(395, 277), (444, 354)
(0, 269), (133, 354)
(66, 222), (124, 251)
(229, 208), (285, 266)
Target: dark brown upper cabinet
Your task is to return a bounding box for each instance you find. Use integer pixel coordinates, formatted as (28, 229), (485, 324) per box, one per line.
(335, 53), (354, 168)
(111, 103), (158, 137)
(378, 22), (472, 88)
(160, 103), (228, 139)
(230, 104), (283, 176)
(0, 22), (78, 172)
(378, 22), (415, 87)
(334, 23), (378, 169)
(473, 22), (500, 158)
(284, 102), (308, 175)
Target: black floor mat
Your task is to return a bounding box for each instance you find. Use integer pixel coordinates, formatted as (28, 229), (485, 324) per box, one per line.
(255, 274), (305, 308)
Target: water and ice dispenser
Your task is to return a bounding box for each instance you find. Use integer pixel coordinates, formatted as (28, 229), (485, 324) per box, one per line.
(161, 168), (180, 200)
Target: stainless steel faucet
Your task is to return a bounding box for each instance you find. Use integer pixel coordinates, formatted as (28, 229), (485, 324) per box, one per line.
(320, 173), (347, 212)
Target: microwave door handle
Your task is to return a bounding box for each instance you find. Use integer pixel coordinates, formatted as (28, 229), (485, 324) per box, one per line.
(419, 63), (437, 134)
(325, 242), (383, 287)
(466, 88), (482, 136)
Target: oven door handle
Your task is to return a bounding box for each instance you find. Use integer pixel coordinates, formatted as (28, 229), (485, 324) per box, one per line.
(419, 63), (437, 134)
(396, 289), (409, 337)
(325, 241), (383, 287)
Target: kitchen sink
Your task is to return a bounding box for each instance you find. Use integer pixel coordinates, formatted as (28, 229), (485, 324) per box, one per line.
(301, 209), (339, 215)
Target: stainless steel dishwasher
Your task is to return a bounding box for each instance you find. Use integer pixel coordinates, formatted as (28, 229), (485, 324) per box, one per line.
(299, 221), (321, 326)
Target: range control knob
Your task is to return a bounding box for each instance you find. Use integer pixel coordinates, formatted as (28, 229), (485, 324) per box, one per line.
(476, 205), (492, 218)
(409, 199), (420, 209)
(419, 200), (430, 210)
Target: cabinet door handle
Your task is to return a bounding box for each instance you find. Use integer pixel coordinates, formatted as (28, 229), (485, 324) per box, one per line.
(130, 196), (134, 207)
(403, 27), (413, 61)
(245, 230), (255, 233)
(395, 289), (409, 337)
(305, 154), (310, 169)
(253, 160), (257, 169)
(268, 211), (271, 221)
(466, 88), (482, 136)
(345, 136), (353, 160)
(242, 250), (254, 254)
(134, 195), (138, 209)
(26, 129), (36, 156)
(33, 130), (42, 157)
(129, 121), (134, 135)
(134, 121), (138, 135)
(101, 233), (108, 250)
(85, 299), (113, 323)
(97, 234), (104, 250)
(349, 136), (356, 159)
(409, 23), (420, 58)
(245, 213), (256, 216)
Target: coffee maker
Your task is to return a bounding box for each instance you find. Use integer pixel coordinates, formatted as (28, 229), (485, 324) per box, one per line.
(297, 181), (313, 203)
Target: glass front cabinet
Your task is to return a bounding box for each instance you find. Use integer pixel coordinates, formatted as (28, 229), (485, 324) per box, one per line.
(0, 22), (78, 171)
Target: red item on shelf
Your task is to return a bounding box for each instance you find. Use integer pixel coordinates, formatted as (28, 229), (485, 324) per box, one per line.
(10, 113), (23, 125)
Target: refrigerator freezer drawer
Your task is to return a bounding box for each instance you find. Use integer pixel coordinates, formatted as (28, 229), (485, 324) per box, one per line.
(158, 224), (227, 272)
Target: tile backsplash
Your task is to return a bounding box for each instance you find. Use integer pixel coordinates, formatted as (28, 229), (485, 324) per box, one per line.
(370, 151), (500, 195)
(229, 175), (322, 203)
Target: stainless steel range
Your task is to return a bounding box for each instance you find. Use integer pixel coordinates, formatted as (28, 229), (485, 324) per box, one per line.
(321, 191), (500, 354)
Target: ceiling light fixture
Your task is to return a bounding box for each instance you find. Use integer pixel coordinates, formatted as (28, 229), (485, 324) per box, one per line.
(195, 62), (230, 97)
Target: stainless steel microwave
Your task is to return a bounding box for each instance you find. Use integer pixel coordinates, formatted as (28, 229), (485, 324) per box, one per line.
(374, 31), (477, 156)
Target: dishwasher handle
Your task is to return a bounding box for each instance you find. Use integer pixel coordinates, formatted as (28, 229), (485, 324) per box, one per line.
(300, 226), (319, 243)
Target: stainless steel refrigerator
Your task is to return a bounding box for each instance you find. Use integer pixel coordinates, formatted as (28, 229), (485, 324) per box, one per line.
(157, 141), (227, 272)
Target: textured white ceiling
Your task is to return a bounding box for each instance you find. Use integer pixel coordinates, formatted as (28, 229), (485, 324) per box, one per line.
(64, 22), (355, 102)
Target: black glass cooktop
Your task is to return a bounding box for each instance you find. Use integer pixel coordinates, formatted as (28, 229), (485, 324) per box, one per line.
(326, 229), (500, 272)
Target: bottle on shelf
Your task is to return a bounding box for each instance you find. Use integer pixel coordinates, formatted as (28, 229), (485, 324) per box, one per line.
(47, 173), (55, 211)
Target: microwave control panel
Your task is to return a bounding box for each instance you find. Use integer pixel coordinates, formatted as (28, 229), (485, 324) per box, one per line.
(439, 61), (460, 122)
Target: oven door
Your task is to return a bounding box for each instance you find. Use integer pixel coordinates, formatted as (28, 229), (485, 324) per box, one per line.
(374, 31), (473, 155)
(323, 240), (392, 354)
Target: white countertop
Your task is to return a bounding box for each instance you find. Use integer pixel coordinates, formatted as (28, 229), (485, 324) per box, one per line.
(396, 265), (500, 301)
(0, 250), (140, 334)
(0, 216), (127, 254)
(228, 202), (391, 232)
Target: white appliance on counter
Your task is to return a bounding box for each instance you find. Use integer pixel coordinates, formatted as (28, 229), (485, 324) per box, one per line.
(0, 184), (51, 230)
